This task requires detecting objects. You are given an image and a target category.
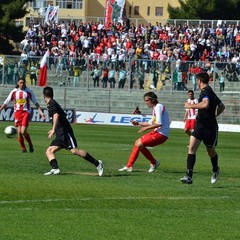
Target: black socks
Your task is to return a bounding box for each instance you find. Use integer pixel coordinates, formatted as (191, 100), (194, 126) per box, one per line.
(186, 154), (196, 177)
(50, 159), (59, 169)
(84, 153), (99, 167)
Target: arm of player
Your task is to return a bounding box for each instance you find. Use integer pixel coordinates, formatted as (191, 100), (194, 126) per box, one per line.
(35, 103), (46, 120)
(183, 110), (188, 122)
(131, 120), (149, 126)
(185, 98), (209, 110)
(138, 123), (161, 133)
(0, 103), (7, 112)
(48, 113), (59, 138)
(131, 120), (161, 133)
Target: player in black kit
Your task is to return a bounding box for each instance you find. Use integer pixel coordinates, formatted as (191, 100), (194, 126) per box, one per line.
(180, 72), (225, 184)
(42, 86), (103, 176)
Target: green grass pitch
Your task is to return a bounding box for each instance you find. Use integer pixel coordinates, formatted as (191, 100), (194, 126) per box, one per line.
(0, 122), (239, 240)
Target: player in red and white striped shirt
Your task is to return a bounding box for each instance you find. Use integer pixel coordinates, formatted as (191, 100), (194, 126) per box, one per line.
(0, 78), (45, 153)
(183, 90), (198, 136)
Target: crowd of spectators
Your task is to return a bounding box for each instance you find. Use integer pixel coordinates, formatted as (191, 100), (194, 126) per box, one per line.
(3, 18), (240, 90)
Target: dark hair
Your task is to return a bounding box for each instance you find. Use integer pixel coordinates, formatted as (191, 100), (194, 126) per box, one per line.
(196, 72), (209, 84)
(144, 92), (158, 103)
(15, 77), (26, 88)
(43, 86), (54, 98)
(188, 90), (194, 94)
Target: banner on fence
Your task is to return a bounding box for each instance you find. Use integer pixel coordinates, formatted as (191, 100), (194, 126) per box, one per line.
(0, 108), (75, 123)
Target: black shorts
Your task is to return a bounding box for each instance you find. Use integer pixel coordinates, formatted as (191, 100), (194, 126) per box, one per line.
(192, 124), (218, 148)
(50, 131), (78, 150)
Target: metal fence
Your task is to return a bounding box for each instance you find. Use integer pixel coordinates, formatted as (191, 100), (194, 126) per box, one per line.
(25, 15), (240, 26)
(1, 55), (240, 92)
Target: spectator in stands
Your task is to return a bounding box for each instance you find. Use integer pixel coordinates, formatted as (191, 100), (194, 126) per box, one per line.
(30, 65), (37, 85)
(13, 63), (19, 84)
(136, 66), (145, 89)
(102, 67), (109, 88)
(110, 50), (118, 70)
(132, 106), (141, 114)
(91, 65), (101, 88)
(20, 50), (28, 67)
(73, 62), (81, 87)
(151, 67), (159, 89)
(82, 36), (91, 54)
(55, 53), (64, 76)
(6, 18), (240, 91)
(189, 63), (197, 91)
(219, 71), (225, 92)
(118, 66), (127, 88)
(108, 66), (116, 88)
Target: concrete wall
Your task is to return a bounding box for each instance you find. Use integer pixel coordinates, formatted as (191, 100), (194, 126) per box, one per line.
(1, 85), (239, 124)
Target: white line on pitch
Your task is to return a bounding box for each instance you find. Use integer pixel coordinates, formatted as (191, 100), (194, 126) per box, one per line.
(0, 196), (231, 204)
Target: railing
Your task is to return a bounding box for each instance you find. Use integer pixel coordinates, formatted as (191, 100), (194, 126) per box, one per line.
(25, 15), (240, 27)
(1, 55), (240, 92)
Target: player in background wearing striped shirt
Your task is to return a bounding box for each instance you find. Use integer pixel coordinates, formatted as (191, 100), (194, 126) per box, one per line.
(0, 77), (45, 153)
(183, 90), (198, 136)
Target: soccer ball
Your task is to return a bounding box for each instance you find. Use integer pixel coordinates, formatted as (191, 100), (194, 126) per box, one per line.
(4, 126), (17, 138)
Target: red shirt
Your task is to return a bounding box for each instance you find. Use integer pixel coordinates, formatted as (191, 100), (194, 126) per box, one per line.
(152, 51), (160, 60)
(95, 46), (102, 55)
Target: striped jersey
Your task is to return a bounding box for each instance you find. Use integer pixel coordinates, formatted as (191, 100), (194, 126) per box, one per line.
(4, 87), (38, 113)
(186, 98), (198, 119)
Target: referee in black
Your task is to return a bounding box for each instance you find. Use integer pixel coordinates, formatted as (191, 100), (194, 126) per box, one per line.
(180, 72), (225, 184)
(42, 86), (103, 176)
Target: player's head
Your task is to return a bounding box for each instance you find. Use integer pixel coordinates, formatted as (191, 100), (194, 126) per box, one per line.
(188, 90), (194, 99)
(16, 77), (26, 89)
(196, 72), (209, 84)
(144, 92), (158, 105)
(43, 86), (54, 98)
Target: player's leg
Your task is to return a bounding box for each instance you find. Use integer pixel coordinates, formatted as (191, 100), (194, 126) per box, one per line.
(118, 138), (141, 172)
(184, 119), (192, 136)
(140, 132), (167, 172)
(204, 128), (219, 184)
(17, 125), (27, 152)
(180, 135), (201, 184)
(15, 111), (27, 152)
(21, 112), (34, 152)
(71, 148), (99, 167)
(44, 145), (61, 175)
(70, 148), (103, 176)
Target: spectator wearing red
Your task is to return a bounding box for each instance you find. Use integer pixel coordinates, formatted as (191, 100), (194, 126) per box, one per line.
(200, 48), (210, 61)
(152, 49), (160, 60)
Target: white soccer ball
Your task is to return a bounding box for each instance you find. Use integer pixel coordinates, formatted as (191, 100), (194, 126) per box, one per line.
(4, 126), (17, 138)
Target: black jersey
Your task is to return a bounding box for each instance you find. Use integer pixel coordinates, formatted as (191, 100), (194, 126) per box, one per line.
(196, 85), (222, 128)
(47, 99), (74, 137)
